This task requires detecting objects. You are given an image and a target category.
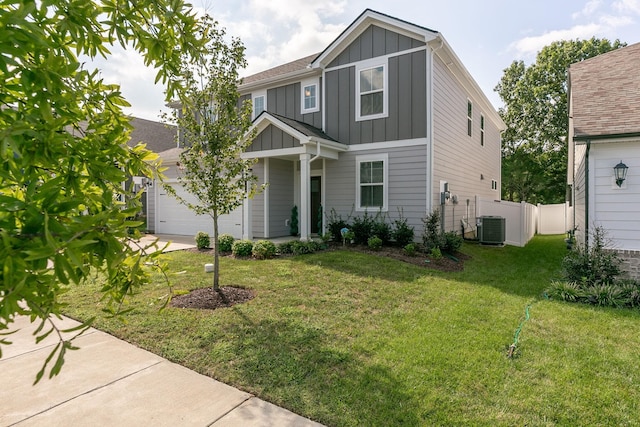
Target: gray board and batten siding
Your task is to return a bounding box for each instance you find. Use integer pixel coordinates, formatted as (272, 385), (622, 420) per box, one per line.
(324, 49), (427, 145)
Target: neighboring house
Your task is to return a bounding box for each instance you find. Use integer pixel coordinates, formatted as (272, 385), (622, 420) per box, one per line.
(126, 117), (176, 232)
(567, 42), (640, 277)
(152, 9), (505, 240)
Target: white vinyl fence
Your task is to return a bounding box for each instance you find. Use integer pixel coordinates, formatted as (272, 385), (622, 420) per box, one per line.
(476, 198), (569, 247)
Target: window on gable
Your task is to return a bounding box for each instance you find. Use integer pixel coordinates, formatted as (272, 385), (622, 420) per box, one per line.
(301, 79), (319, 114)
(356, 62), (387, 121)
(252, 93), (265, 119)
(356, 154), (388, 211)
(467, 100), (473, 137)
(480, 114), (485, 146)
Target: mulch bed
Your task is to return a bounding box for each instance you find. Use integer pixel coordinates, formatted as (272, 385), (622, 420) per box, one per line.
(170, 286), (254, 310)
(175, 243), (468, 310)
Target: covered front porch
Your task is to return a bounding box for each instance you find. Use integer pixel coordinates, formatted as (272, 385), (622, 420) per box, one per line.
(241, 112), (347, 241)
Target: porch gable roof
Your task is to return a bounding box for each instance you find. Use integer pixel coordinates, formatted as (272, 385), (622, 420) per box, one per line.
(243, 112), (348, 160)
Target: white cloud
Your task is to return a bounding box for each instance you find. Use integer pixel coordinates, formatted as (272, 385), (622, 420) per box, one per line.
(614, 0), (640, 13)
(223, 0), (348, 75)
(572, 0), (603, 19)
(509, 23), (602, 58)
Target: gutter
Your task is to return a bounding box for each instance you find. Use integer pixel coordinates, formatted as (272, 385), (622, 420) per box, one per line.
(426, 37), (444, 214)
(574, 131), (640, 143)
(585, 140), (590, 249)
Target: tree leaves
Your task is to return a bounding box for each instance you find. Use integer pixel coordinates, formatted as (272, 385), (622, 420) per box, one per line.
(496, 38), (626, 204)
(0, 0), (208, 382)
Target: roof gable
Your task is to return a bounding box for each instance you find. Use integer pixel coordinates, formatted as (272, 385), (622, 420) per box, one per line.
(570, 42), (640, 138)
(312, 9), (438, 69)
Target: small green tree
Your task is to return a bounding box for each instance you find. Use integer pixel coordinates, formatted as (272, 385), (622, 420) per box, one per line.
(165, 15), (258, 291)
(0, 0), (206, 381)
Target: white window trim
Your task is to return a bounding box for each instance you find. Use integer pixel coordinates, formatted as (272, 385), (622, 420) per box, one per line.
(491, 179), (498, 191)
(355, 153), (389, 212)
(355, 59), (388, 122)
(300, 78), (319, 114)
(252, 90), (267, 120)
(480, 113), (485, 146)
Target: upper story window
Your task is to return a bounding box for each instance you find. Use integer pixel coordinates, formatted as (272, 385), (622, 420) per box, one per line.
(301, 78), (319, 114)
(356, 60), (388, 121)
(356, 153), (388, 211)
(252, 90), (266, 120)
(467, 100), (473, 137)
(480, 114), (485, 146)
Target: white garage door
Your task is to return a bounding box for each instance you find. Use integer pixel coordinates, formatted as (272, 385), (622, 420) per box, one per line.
(156, 182), (243, 238)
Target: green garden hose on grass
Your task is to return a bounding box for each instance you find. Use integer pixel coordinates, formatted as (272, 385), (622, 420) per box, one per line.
(507, 303), (532, 358)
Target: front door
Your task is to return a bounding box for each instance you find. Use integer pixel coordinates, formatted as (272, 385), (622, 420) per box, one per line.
(310, 176), (322, 234)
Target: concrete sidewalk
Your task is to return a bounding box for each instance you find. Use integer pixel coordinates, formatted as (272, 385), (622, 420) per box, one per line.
(1, 315), (324, 426)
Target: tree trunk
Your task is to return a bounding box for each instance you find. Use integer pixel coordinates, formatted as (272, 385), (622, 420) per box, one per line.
(212, 212), (220, 291)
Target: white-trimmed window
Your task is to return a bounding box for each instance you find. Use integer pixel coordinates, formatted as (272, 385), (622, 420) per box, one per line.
(252, 90), (266, 119)
(491, 179), (498, 191)
(356, 154), (388, 211)
(301, 78), (319, 114)
(356, 60), (388, 121)
(480, 114), (485, 146)
(467, 100), (473, 137)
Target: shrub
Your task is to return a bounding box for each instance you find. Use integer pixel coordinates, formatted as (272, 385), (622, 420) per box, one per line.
(372, 212), (392, 245)
(291, 241), (312, 255)
(442, 231), (463, 253)
(194, 231), (210, 249)
(368, 236), (383, 251)
(232, 240), (253, 257)
(430, 247), (442, 259)
(403, 243), (417, 257)
(290, 205), (299, 236)
(277, 241), (294, 255)
(546, 281), (586, 303)
(585, 284), (627, 307)
(422, 209), (444, 251)
(326, 208), (350, 241)
(392, 210), (414, 247)
(351, 212), (375, 244)
(562, 226), (621, 286)
(252, 240), (277, 260)
(218, 233), (235, 252)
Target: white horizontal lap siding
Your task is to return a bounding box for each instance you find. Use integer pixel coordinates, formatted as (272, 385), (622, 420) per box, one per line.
(591, 142), (640, 250)
(573, 144), (587, 245)
(432, 55), (501, 232)
(269, 159), (294, 238)
(325, 144), (427, 236)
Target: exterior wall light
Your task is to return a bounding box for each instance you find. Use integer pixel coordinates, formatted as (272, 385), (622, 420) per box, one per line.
(614, 161), (629, 187)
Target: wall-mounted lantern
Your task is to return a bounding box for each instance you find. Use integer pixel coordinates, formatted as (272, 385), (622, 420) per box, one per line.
(614, 161), (629, 187)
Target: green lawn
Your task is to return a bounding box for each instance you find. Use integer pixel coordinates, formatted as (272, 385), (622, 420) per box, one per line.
(61, 235), (640, 426)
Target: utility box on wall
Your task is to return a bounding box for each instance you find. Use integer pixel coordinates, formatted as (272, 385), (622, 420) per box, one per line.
(477, 216), (506, 245)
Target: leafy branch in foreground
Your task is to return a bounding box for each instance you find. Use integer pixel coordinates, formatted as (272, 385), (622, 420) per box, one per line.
(0, 0), (208, 382)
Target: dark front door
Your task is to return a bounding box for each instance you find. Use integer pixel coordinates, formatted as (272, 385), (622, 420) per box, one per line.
(310, 176), (322, 234)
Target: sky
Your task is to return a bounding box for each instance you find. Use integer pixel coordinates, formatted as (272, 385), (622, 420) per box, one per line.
(95, 0), (640, 122)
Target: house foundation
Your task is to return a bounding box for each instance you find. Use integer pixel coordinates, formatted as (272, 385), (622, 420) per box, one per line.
(617, 249), (640, 280)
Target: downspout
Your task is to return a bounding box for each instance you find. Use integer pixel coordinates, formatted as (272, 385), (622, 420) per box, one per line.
(426, 37), (444, 214)
(585, 139), (590, 250)
(309, 139), (321, 163)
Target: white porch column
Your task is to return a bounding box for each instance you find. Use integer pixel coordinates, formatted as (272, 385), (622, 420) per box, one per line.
(243, 195), (252, 240)
(299, 153), (311, 241)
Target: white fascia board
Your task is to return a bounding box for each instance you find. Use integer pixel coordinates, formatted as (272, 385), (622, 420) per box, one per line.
(241, 147), (305, 159)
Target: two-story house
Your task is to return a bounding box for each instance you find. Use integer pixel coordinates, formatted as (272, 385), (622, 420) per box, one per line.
(152, 9), (504, 241)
